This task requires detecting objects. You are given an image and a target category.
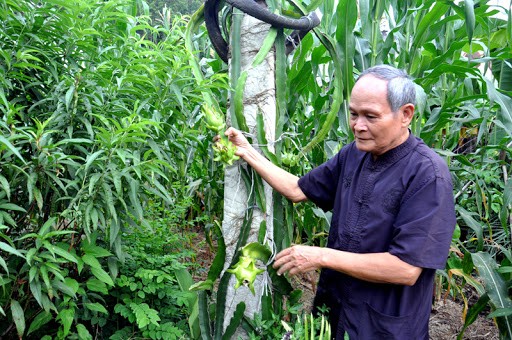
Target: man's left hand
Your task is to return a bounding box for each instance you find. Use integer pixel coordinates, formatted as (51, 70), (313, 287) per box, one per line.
(273, 245), (323, 276)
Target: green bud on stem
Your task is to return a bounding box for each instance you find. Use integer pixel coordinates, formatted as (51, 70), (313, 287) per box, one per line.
(202, 103), (226, 133)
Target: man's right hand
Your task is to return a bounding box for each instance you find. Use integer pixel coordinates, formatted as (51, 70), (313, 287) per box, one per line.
(224, 127), (252, 159)
(222, 127), (307, 203)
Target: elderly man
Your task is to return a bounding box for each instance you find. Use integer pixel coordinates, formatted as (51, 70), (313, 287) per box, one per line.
(224, 64), (456, 339)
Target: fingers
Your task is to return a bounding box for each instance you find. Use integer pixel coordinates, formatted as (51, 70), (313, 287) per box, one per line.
(224, 126), (238, 138)
(272, 245), (318, 276)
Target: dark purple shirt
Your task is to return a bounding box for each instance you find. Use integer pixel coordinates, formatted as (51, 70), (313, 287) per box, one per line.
(298, 133), (456, 340)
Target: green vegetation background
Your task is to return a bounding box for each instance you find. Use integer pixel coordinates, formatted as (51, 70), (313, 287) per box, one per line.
(0, 0), (511, 339)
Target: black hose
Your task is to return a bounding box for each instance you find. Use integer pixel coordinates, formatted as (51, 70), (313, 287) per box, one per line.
(204, 0), (229, 62)
(205, 0), (321, 62)
(226, 0), (320, 30)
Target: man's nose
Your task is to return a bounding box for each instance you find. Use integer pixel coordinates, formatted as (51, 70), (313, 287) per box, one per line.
(352, 117), (367, 131)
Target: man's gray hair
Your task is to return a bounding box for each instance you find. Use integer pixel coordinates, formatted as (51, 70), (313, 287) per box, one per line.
(357, 65), (416, 112)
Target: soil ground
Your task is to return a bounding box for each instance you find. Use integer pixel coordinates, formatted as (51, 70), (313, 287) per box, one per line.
(189, 227), (499, 339)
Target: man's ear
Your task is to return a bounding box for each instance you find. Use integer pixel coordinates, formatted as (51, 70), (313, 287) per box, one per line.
(401, 103), (415, 127)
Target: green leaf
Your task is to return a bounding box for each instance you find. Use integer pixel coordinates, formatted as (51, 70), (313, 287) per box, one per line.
(456, 206), (483, 251)
(472, 252), (512, 335)
(27, 311), (52, 335)
(460, 293), (490, 339)
(85, 302), (109, 315)
(0, 241), (24, 258)
(82, 244), (112, 258)
(130, 303), (160, 329)
(82, 254), (101, 269)
(58, 309), (74, 338)
(189, 279), (214, 291)
(207, 222), (226, 284)
(76, 323), (92, 340)
(54, 278), (79, 297)
(30, 279), (43, 307)
(11, 299), (25, 338)
(85, 150), (105, 172)
(233, 71), (249, 132)
(91, 267), (114, 286)
(488, 307), (512, 319)
(464, 0), (475, 44)
(0, 256), (8, 274)
(51, 245), (78, 264)
(86, 278), (109, 294)
(65, 85), (75, 112)
(0, 136), (25, 163)
(484, 78), (512, 135)
(0, 202), (26, 212)
(412, 1), (450, 50)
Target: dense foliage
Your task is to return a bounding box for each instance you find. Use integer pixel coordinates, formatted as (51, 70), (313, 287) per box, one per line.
(0, 0), (223, 338)
(0, 0), (511, 339)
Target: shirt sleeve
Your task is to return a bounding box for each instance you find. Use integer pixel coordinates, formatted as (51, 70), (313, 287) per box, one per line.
(297, 148), (346, 212)
(389, 172), (456, 270)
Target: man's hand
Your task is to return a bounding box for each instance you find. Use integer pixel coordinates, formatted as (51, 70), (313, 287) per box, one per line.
(224, 127), (253, 159)
(273, 245), (323, 276)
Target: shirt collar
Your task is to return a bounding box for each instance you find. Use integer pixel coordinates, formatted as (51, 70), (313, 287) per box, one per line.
(369, 131), (418, 169)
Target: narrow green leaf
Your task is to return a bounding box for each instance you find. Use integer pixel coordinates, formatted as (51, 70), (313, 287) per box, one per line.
(0, 175), (11, 200)
(0, 203), (26, 212)
(488, 307), (512, 319)
(229, 7), (243, 130)
(275, 28), (286, 158)
(82, 254), (101, 270)
(85, 150), (105, 172)
(34, 187), (43, 212)
(459, 293), (490, 339)
(0, 256), (8, 274)
(11, 299), (25, 338)
(0, 241), (24, 258)
(91, 267), (114, 287)
(88, 173), (102, 195)
(484, 78), (512, 135)
(456, 206), (484, 251)
(82, 244), (112, 258)
(30, 279), (43, 307)
(27, 311), (52, 335)
(472, 252), (512, 336)
(54, 278), (79, 298)
(65, 85), (75, 112)
(51, 245), (78, 263)
(0, 136), (25, 163)
(412, 2), (450, 50)
(86, 278), (109, 294)
(464, 0), (475, 45)
(85, 302), (109, 314)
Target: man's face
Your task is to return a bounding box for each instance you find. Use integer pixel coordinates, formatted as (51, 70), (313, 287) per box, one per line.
(349, 75), (411, 156)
